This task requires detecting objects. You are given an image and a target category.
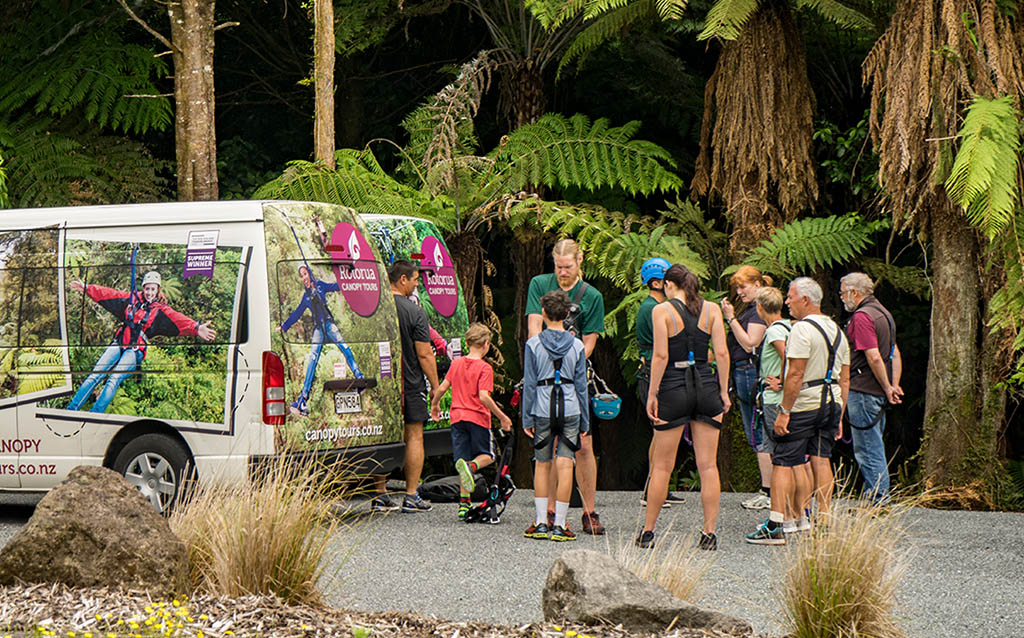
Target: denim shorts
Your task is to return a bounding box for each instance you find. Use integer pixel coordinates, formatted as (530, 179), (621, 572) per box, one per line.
(531, 416), (580, 462)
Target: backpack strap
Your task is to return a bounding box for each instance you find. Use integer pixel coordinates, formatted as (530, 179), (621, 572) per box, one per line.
(849, 301), (897, 380)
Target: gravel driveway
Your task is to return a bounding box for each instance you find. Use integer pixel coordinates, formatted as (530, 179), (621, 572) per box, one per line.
(326, 490), (1024, 638)
(3, 490), (1022, 637)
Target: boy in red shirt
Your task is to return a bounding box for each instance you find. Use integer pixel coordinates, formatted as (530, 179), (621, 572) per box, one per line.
(430, 323), (513, 518)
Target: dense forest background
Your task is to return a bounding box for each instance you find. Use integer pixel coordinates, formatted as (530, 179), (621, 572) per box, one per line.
(1, 0), (1022, 508)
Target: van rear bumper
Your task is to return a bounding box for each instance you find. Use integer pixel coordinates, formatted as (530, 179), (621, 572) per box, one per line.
(248, 427), (453, 477)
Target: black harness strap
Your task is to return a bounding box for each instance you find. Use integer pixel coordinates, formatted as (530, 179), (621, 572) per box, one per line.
(660, 298), (701, 430)
(533, 357), (581, 453)
(755, 321), (791, 423)
(565, 282), (589, 337)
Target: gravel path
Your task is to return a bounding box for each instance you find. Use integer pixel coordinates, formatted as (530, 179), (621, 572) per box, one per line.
(326, 490), (1024, 638)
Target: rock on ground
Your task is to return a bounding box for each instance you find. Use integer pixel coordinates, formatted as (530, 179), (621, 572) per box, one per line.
(0, 465), (187, 598)
(543, 549), (752, 636)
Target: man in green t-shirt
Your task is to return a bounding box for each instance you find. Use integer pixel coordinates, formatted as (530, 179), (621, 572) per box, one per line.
(635, 257), (686, 507)
(526, 239), (605, 534)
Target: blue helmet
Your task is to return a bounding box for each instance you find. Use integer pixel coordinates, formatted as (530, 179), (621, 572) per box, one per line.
(640, 257), (671, 285)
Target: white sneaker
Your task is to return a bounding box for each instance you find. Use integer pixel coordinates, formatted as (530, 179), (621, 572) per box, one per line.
(795, 516), (813, 532)
(741, 492), (771, 510)
(783, 519), (797, 534)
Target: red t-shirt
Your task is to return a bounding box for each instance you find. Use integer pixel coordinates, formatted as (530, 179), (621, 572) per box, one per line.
(847, 312), (879, 351)
(445, 356), (494, 428)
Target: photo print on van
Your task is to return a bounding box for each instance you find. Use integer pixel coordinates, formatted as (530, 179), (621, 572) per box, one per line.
(362, 216), (470, 431)
(265, 202), (403, 453)
(51, 238), (244, 425)
(0, 226), (72, 406)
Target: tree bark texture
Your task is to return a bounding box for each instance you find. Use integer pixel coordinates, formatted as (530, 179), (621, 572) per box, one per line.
(921, 200), (1004, 489)
(168, 0), (218, 201)
(313, 0), (335, 168)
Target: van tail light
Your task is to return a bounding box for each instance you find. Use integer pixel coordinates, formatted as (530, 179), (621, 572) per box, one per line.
(262, 351), (286, 425)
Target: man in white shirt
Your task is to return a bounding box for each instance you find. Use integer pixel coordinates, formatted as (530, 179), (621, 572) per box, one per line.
(747, 277), (849, 545)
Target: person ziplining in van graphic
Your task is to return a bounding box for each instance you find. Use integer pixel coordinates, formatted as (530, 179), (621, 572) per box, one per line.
(68, 271), (218, 413)
(277, 263), (364, 417)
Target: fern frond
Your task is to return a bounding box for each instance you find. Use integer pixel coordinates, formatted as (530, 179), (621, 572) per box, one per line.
(402, 52), (494, 190)
(697, 0), (761, 41)
(793, 0), (873, 30)
(653, 0), (689, 20)
(557, 0), (654, 76)
(860, 258), (931, 300)
(945, 95), (1022, 240)
(604, 288), (649, 339)
(0, 152), (9, 209)
(0, 116), (99, 207)
(0, 2), (171, 135)
(493, 113), (682, 195)
(743, 214), (875, 276)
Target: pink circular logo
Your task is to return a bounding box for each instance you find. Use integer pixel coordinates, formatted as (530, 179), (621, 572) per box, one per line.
(420, 236), (458, 317)
(329, 222), (380, 317)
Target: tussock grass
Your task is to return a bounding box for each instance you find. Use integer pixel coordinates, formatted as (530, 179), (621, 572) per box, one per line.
(780, 489), (915, 638)
(610, 525), (711, 602)
(169, 456), (358, 606)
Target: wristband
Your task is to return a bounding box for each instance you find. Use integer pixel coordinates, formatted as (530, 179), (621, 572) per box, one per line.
(780, 406), (792, 415)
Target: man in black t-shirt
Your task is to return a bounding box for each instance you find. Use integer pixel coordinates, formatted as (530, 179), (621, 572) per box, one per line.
(372, 260), (440, 514)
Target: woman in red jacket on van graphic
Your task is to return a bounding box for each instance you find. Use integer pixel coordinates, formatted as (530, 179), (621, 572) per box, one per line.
(68, 271), (217, 413)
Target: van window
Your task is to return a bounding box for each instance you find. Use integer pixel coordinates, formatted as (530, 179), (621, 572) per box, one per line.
(275, 259), (387, 344)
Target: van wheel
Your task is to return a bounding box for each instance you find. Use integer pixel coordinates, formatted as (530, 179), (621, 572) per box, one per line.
(113, 434), (193, 515)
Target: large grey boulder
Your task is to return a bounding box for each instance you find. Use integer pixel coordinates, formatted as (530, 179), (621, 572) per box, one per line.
(0, 465), (188, 597)
(543, 549), (752, 635)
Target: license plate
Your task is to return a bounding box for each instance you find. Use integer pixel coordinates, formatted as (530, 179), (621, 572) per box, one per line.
(334, 391), (361, 414)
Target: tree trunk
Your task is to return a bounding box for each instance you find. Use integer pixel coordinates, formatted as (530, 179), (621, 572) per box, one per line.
(921, 200), (1005, 490)
(445, 231), (480, 321)
(313, 0), (335, 168)
(168, 0), (218, 201)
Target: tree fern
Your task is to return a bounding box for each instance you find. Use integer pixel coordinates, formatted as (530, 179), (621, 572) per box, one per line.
(0, 1), (171, 135)
(492, 113), (682, 195)
(697, 0), (761, 41)
(945, 95), (1022, 240)
(15, 346), (65, 395)
(793, 0), (872, 30)
(743, 214), (875, 276)
(556, 0), (658, 76)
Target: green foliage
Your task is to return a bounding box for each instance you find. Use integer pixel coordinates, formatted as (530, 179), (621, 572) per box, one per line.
(813, 113), (879, 199)
(792, 0), (873, 30)
(860, 258), (930, 300)
(0, 152), (8, 209)
(945, 95), (1022, 240)
(556, 0), (658, 76)
(0, 1), (171, 135)
(494, 113), (682, 195)
(743, 214), (877, 277)
(987, 223), (1024, 388)
(697, 0), (760, 41)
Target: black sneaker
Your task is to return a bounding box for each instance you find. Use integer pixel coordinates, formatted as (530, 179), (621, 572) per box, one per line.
(665, 491), (686, 504)
(550, 525), (576, 542)
(524, 522), (551, 539)
(639, 491), (671, 508)
(370, 493), (398, 512)
(635, 530), (655, 549)
(401, 493), (433, 513)
(698, 531), (718, 551)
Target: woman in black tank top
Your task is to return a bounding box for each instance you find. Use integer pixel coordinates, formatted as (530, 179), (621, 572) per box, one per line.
(640, 265), (731, 550)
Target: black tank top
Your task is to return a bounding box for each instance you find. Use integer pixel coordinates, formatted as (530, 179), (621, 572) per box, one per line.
(663, 298), (711, 385)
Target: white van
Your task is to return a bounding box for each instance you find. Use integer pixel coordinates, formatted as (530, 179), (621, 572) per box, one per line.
(0, 201), (467, 512)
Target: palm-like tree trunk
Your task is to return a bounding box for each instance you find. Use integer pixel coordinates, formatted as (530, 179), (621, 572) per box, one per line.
(313, 0), (335, 169)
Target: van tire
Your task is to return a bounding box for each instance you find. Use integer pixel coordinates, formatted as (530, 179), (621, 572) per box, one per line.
(113, 433), (194, 515)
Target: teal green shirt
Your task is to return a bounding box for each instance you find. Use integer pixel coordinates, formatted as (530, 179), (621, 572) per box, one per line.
(760, 319), (791, 405)
(635, 295), (659, 361)
(525, 274), (605, 336)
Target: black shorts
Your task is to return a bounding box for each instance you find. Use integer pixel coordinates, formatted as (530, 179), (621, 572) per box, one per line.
(653, 366), (724, 431)
(450, 421), (494, 462)
(771, 408), (839, 467)
(403, 389), (429, 424)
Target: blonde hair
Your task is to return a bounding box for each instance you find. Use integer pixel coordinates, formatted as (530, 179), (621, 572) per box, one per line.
(464, 323), (492, 348)
(755, 287), (784, 314)
(730, 265), (772, 289)
(552, 239), (581, 258)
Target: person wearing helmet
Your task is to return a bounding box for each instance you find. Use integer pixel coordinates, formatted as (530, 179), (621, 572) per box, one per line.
(278, 263), (364, 417)
(636, 257), (685, 508)
(68, 270), (216, 413)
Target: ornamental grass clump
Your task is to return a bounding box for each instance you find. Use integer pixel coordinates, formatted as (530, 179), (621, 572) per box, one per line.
(780, 490), (915, 638)
(169, 455), (356, 606)
(610, 524), (711, 602)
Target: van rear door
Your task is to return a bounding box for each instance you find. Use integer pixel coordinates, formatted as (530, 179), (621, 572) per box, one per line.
(263, 202), (403, 454)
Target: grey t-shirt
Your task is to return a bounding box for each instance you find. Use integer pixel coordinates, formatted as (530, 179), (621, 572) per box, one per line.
(394, 294), (430, 395)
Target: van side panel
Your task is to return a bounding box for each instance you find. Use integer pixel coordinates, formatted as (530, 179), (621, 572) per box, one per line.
(263, 202), (403, 453)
